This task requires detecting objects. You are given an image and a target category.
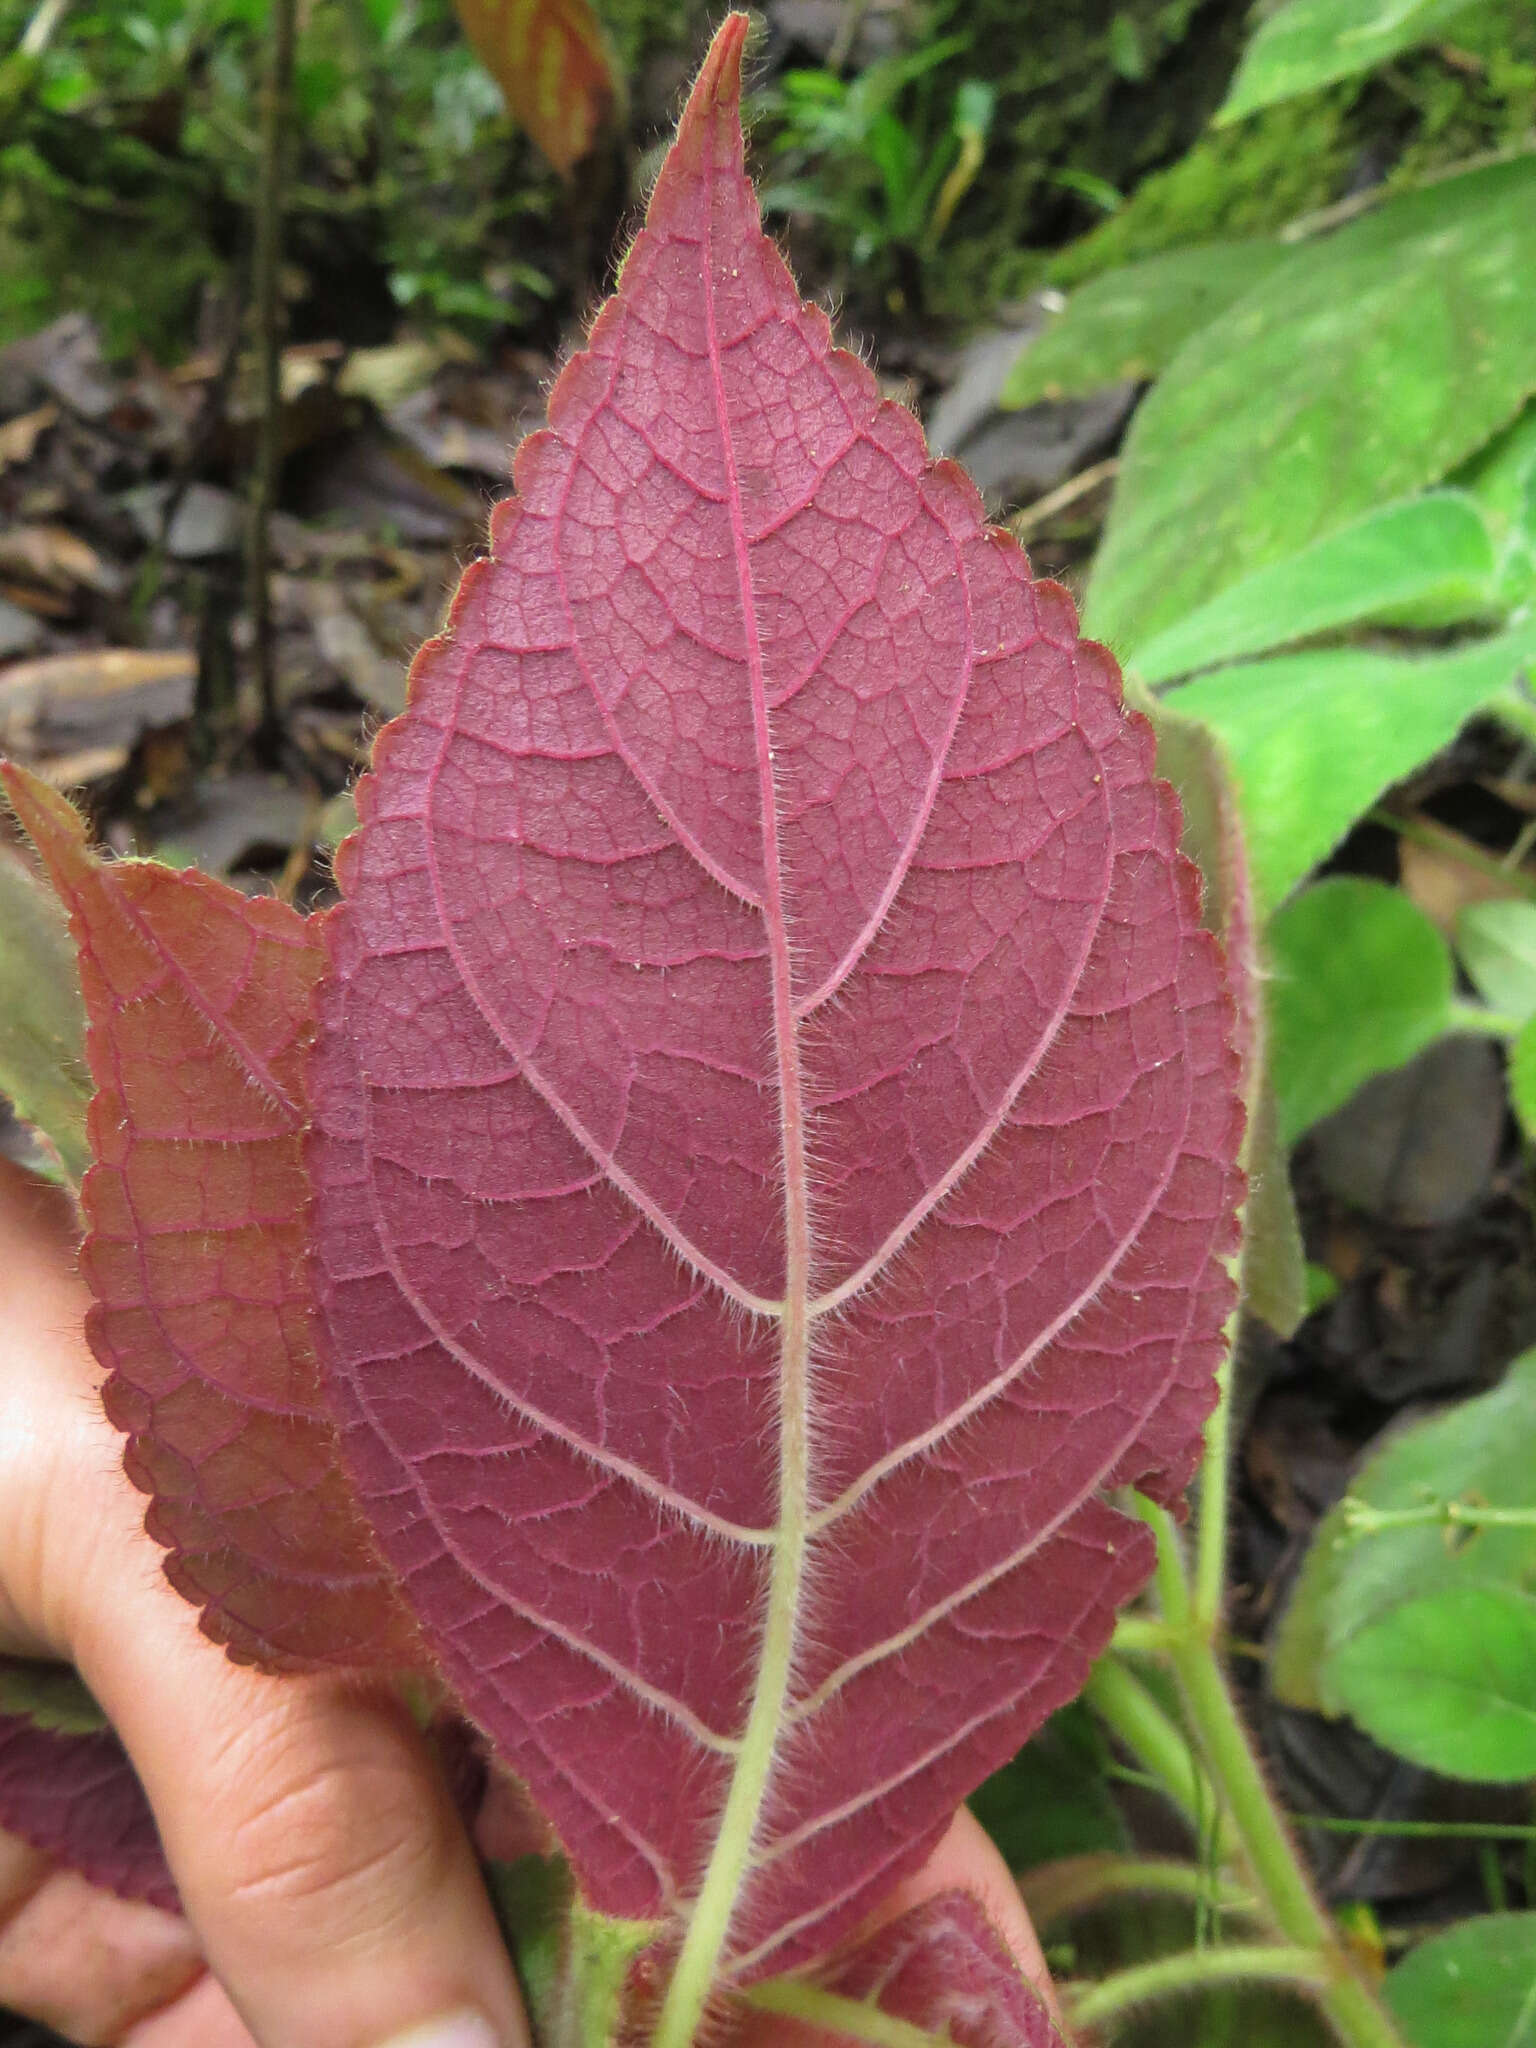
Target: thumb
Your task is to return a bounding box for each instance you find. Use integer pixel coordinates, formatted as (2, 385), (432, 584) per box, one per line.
(0, 1158), (527, 2048)
(72, 1584), (528, 2048)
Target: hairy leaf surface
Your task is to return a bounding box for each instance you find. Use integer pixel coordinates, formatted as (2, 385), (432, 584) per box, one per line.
(816, 1890), (1062, 2046)
(0, 1715), (174, 1910)
(1, 764), (415, 1672)
(1150, 705), (1303, 1338)
(312, 18), (1240, 1985)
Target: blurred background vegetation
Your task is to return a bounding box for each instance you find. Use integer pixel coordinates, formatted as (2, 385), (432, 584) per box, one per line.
(3, 0), (1533, 355)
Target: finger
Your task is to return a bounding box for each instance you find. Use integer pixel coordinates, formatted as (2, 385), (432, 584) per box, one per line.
(0, 1824), (202, 2046)
(879, 1806), (1055, 2002)
(122, 1961), (261, 2048)
(85, 1638), (526, 2048)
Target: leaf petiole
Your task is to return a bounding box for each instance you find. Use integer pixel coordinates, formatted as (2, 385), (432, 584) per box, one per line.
(1066, 1943), (1333, 2030)
(737, 1979), (957, 2048)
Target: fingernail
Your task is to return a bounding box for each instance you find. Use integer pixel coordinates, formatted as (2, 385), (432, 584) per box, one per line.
(372, 2013), (503, 2048)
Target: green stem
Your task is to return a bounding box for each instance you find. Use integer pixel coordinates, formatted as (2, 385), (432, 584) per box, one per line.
(1082, 1658), (1229, 1857)
(1109, 1612), (1175, 1656)
(1066, 1944), (1331, 2031)
(1164, 1616), (1404, 2047)
(1194, 1328), (1238, 1627)
(1132, 1493), (1193, 1627)
(739, 1979), (952, 2048)
(1291, 1813), (1536, 1842)
(1021, 1853), (1258, 1928)
(1450, 1001), (1524, 1039)
(1340, 1496), (1536, 1536)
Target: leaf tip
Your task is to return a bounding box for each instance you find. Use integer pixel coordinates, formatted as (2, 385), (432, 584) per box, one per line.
(1, 760), (93, 915)
(672, 11), (751, 173)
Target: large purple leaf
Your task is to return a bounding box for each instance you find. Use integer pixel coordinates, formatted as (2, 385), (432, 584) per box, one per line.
(311, 14), (1240, 1985)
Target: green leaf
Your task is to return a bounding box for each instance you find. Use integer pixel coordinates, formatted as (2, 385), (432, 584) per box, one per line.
(970, 1701), (1127, 1872)
(0, 1660), (108, 1735)
(1271, 1350), (1536, 1714)
(1216, 0), (1483, 124)
(1130, 493), (1496, 686)
(1511, 1012), (1536, 1140)
(1001, 240), (1289, 408)
(1266, 878), (1454, 1148)
(1165, 627), (1535, 917)
(1243, 1079), (1307, 1338)
(1455, 398), (1536, 613)
(1457, 901), (1536, 1022)
(488, 1855), (571, 2030)
(1148, 699), (1305, 1335)
(487, 1856), (656, 2045)
(1085, 156), (1536, 654)
(1328, 1582), (1536, 1781)
(0, 842), (90, 1183)
(1385, 1912), (1536, 2048)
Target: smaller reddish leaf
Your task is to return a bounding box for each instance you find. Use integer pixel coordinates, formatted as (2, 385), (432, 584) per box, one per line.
(0, 763), (417, 1674)
(1150, 704), (1303, 1336)
(0, 1714), (176, 1912)
(788, 1891), (1061, 2048)
(453, 0), (619, 175)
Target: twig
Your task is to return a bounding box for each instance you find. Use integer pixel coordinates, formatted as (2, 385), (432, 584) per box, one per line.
(1370, 805), (1536, 902)
(1008, 459), (1119, 542)
(18, 0), (71, 58)
(248, 0), (298, 754)
(825, 0), (870, 78)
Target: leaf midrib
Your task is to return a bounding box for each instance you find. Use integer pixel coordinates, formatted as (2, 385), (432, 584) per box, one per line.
(649, 118), (816, 2036)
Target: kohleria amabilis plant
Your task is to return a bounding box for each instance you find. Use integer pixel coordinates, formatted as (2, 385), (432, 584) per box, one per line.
(0, 19), (1403, 2048)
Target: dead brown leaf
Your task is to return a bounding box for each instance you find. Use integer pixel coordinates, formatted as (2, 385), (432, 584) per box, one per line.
(0, 524), (121, 594)
(1398, 821), (1531, 933)
(0, 648), (196, 760)
(0, 405), (59, 472)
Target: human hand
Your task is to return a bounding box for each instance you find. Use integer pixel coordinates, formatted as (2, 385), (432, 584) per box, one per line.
(0, 1157), (1054, 2047)
(0, 1155), (528, 2048)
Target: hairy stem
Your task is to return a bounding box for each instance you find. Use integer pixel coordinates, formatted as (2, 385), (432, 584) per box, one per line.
(739, 1979), (951, 2048)
(1162, 1633), (1405, 2048)
(1082, 1658), (1230, 1859)
(1089, 1305), (1406, 2041)
(1066, 1944), (1332, 2030)
(651, 104), (814, 2043)
(1127, 1324), (1409, 2048)
(1021, 1853), (1258, 1927)
(1193, 1329), (1237, 1627)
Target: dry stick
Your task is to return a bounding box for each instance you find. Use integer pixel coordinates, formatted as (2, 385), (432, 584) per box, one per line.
(248, 0), (298, 752)
(1008, 459), (1120, 543)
